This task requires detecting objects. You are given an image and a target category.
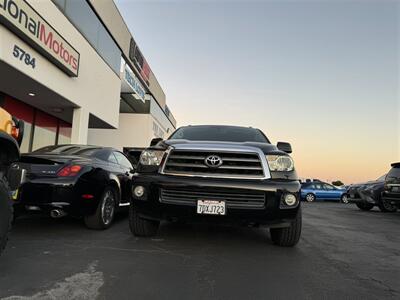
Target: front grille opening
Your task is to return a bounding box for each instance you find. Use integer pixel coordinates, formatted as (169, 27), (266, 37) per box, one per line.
(160, 188), (266, 209)
(163, 150), (265, 179)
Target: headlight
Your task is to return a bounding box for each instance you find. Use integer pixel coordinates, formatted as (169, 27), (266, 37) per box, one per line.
(266, 155), (294, 172)
(139, 150), (165, 166)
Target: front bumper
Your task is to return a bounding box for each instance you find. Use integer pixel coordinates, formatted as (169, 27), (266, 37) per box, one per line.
(132, 174), (301, 227)
(382, 190), (400, 206)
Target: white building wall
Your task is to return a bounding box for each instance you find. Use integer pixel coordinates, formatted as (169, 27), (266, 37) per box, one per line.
(88, 114), (154, 150)
(0, 0), (121, 129)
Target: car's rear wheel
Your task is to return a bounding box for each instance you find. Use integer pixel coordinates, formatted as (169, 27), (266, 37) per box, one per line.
(0, 176), (12, 255)
(378, 198), (397, 213)
(356, 202), (374, 211)
(84, 186), (116, 230)
(305, 193), (316, 202)
(341, 194), (349, 203)
(270, 207), (302, 247)
(129, 204), (159, 237)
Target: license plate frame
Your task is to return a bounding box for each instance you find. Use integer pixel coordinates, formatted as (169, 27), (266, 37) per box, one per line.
(197, 200), (226, 215)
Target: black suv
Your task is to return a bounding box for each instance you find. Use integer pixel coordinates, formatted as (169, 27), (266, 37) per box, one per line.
(382, 163), (400, 209)
(129, 125), (301, 247)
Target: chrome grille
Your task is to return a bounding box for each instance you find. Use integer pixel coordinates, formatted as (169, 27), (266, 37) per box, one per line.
(162, 150), (265, 179)
(160, 188), (266, 209)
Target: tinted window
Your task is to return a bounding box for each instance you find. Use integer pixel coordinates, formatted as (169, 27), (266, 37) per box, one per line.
(114, 152), (133, 169)
(108, 153), (118, 164)
(314, 184), (323, 190)
(169, 126), (269, 143)
(324, 184), (335, 190)
(387, 167), (400, 179)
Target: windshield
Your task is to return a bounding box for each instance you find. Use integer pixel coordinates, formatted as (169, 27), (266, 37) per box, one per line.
(169, 126), (270, 143)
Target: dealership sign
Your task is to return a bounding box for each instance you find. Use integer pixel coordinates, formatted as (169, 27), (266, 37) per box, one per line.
(0, 0), (80, 76)
(124, 65), (146, 102)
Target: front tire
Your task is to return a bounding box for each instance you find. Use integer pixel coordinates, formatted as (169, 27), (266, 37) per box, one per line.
(378, 198), (397, 212)
(84, 187), (116, 230)
(129, 204), (159, 237)
(270, 207), (302, 247)
(0, 176), (12, 255)
(356, 202), (374, 211)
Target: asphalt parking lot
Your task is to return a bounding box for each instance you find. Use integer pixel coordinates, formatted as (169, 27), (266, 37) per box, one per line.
(0, 202), (399, 300)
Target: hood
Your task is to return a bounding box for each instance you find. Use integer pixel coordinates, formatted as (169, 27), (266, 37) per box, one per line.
(161, 139), (284, 154)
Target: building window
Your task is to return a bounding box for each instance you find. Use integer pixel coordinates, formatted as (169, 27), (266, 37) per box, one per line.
(2, 96), (73, 153)
(52, 0), (121, 74)
(3, 97), (34, 153)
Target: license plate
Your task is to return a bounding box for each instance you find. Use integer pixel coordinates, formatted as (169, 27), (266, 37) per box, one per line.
(197, 200), (226, 215)
(11, 189), (19, 200)
(392, 186), (400, 192)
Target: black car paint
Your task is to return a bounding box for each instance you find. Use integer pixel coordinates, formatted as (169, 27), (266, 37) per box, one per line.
(13, 147), (133, 218)
(382, 163), (400, 207)
(133, 138), (300, 227)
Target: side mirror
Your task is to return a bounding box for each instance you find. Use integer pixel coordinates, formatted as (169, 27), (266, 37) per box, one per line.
(150, 137), (163, 147)
(277, 142), (292, 153)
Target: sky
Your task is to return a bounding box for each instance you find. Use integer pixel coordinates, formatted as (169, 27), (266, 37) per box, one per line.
(115, 0), (399, 184)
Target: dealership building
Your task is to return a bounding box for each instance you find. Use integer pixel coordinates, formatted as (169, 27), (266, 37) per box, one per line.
(0, 0), (176, 153)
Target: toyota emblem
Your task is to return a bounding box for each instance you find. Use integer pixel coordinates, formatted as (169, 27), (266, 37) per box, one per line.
(205, 155), (223, 168)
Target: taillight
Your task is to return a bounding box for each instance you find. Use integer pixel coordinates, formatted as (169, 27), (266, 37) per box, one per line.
(57, 165), (82, 177)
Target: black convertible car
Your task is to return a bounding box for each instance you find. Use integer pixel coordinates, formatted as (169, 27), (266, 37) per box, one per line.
(12, 145), (134, 229)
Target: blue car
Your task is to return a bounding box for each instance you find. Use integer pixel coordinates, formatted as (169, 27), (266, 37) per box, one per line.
(301, 182), (348, 203)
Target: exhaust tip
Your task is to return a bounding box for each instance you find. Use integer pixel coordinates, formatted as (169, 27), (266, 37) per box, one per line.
(50, 209), (66, 219)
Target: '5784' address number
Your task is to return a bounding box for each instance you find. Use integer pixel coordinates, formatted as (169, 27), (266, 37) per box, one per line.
(13, 45), (36, 69)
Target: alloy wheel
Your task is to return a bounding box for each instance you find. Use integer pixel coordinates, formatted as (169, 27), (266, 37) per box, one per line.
(101, 190), (115, 226)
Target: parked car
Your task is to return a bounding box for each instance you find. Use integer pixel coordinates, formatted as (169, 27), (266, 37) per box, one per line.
(13, 145), (134, 229)
(301, 182), (348, 203)
(130, 125), (302, 247)
(382, 163), (400, 209)
(347, 174), (397, 212)
(123, 147), (145, 168)
(0, 107), (24, 255)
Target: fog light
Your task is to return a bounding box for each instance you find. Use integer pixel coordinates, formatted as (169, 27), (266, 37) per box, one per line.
(133, 186), (145, 198)
(284, 194), (297, 206)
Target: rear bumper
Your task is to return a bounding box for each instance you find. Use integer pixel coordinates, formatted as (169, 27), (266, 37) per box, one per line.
(132, 174), (301, 227)
(13, 178), (101, 216)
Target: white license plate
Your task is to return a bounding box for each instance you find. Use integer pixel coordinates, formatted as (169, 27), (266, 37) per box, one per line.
(197, 200), (226, 215)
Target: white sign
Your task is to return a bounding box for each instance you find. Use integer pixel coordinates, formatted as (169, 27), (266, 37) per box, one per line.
(0, 0), (80, 76)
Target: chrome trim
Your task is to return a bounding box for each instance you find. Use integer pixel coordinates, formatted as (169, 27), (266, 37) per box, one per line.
(118, 202), (130, 207)
(159, 144), (271, 180)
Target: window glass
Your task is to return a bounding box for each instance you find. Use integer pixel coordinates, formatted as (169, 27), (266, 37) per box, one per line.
(32, 111), (58, 151)
(324, 184), (335, 190)
(108, 153), (118, 164)
(65, 0), (99, 47)
(387, 168), (400, 179)
(114, 152), (133, 169)
(59, 0), (121, 74)
(3, 97), (34, 153)
(98, 27), (121, 74)
(314, 184), (322, 190)
(170, 126), (270, 143)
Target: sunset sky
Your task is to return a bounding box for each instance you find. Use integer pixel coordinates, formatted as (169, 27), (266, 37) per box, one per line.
(115, 0), (399, 184)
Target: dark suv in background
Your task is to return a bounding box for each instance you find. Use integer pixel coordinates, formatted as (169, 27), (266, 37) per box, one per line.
(382, 163), (400, 209)
(129, 125), (302, 247)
